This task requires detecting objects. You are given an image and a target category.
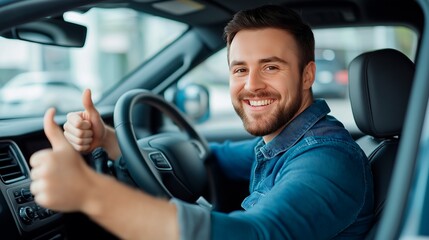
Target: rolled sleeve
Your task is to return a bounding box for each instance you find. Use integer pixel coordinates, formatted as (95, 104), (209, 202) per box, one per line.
(170, 198), (211, 240)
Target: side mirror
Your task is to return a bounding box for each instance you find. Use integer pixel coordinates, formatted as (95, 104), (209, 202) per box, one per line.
(2, 18), (87, 48)
(174, 83), (210, 123)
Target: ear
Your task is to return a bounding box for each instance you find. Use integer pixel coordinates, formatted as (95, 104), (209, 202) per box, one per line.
(302, 61), (316, 90)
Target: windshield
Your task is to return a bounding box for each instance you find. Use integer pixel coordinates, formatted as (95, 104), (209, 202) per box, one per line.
(0, 7), (188, 119)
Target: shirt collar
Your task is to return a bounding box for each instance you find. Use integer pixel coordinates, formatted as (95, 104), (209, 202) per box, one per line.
(259, 99), (331, 159)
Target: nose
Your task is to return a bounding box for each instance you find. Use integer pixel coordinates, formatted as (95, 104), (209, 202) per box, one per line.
(244, 70), (266, 92)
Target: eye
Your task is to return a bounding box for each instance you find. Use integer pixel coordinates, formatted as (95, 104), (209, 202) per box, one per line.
(264, 65), (279, 71)
(233, 67), (247, 75)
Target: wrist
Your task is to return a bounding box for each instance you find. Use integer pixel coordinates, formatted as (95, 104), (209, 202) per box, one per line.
(101, 126), (121, 160)
(79, 170), (110, 217)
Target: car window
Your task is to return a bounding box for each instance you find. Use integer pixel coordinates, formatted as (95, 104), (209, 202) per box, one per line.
(173, 26), (417, 133)
(0, 7), (188, 118)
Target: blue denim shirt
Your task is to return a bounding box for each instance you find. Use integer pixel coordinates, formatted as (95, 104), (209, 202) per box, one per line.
(172, 99), (374, 240)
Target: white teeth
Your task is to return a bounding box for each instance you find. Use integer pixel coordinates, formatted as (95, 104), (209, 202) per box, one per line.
(249, 99), (273, 106)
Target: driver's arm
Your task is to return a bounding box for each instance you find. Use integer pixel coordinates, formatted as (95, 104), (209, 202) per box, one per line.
(209, 138), (259, 181)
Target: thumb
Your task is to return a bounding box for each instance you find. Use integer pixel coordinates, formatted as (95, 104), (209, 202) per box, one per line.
(44, 108), (71, 151)
(82, 89), (99, 119)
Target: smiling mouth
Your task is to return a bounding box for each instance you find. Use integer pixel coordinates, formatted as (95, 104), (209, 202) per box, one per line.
(247, 99), (275, 107)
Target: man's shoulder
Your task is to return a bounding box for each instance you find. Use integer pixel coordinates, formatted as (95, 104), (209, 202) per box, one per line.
(291, 116), (365, 159)
(307, 114), (353, 140)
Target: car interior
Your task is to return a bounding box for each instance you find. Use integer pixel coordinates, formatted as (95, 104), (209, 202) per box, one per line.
(0, 0), (428, 239)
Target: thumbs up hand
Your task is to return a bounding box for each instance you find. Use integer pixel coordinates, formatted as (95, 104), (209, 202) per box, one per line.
(30, 108), (95, 212)
(63, 89), (106, 153)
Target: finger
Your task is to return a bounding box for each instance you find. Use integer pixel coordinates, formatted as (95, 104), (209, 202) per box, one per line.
(63, 121), (93, 138)
(66, 112), (92, 130)
(29, 149), (50, 168)
(30, 188), (50, 208)
(30, 180), (41, 195)
(82, 89), (100, 120)
(30, 168), (40, 180)
(69, 143), (91, 153)
(30, 177), (49, 194)
(63, 131), (93, 145)
(44, 108), (72, 151)
(29, 155), (41, 168)
(63, 132), (92, 152)
(30, 167), (48, 181)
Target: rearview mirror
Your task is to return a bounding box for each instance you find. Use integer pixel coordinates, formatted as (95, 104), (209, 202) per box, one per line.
(2, 18), (87, 48)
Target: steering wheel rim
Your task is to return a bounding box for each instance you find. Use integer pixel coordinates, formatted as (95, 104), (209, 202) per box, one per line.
(114, 89), (210, 202)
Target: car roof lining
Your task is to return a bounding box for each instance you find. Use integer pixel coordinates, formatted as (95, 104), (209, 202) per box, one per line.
(0, 0), (423, 32)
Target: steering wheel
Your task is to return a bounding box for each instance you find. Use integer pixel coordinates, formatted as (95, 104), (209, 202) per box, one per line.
(113, 89), (210, 203)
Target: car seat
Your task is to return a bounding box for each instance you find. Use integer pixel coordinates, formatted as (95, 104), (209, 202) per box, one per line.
(348, 48), (415, 239)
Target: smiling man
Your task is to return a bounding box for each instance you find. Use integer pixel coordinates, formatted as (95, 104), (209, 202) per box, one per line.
(29, 5), (374, 240)
(228, 27), (314, 142)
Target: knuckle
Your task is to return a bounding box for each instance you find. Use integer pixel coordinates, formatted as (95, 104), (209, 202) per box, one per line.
(73, 144), (88, 152)
(76, 130), (86, 138)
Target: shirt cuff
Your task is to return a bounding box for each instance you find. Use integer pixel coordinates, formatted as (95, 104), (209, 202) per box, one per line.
(170, 198), (211, 240)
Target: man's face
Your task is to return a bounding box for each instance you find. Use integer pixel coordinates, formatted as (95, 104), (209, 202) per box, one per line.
(228, 28), (314, 142)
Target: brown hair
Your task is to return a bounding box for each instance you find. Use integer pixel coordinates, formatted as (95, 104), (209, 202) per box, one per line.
(224, 5), (315, 73)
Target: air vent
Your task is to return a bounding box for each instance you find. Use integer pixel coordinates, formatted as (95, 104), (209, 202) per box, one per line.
(0, 142), (26, 184)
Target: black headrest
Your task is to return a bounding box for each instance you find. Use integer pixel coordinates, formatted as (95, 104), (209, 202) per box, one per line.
(348, 49), (415, 138)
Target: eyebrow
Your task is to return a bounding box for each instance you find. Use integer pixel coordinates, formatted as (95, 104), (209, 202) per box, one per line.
(229, 56), (288, 68)
(260, 56), (288, 64)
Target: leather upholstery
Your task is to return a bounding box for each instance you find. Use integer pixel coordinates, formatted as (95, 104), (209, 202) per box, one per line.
(348, 48), (415, 138)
